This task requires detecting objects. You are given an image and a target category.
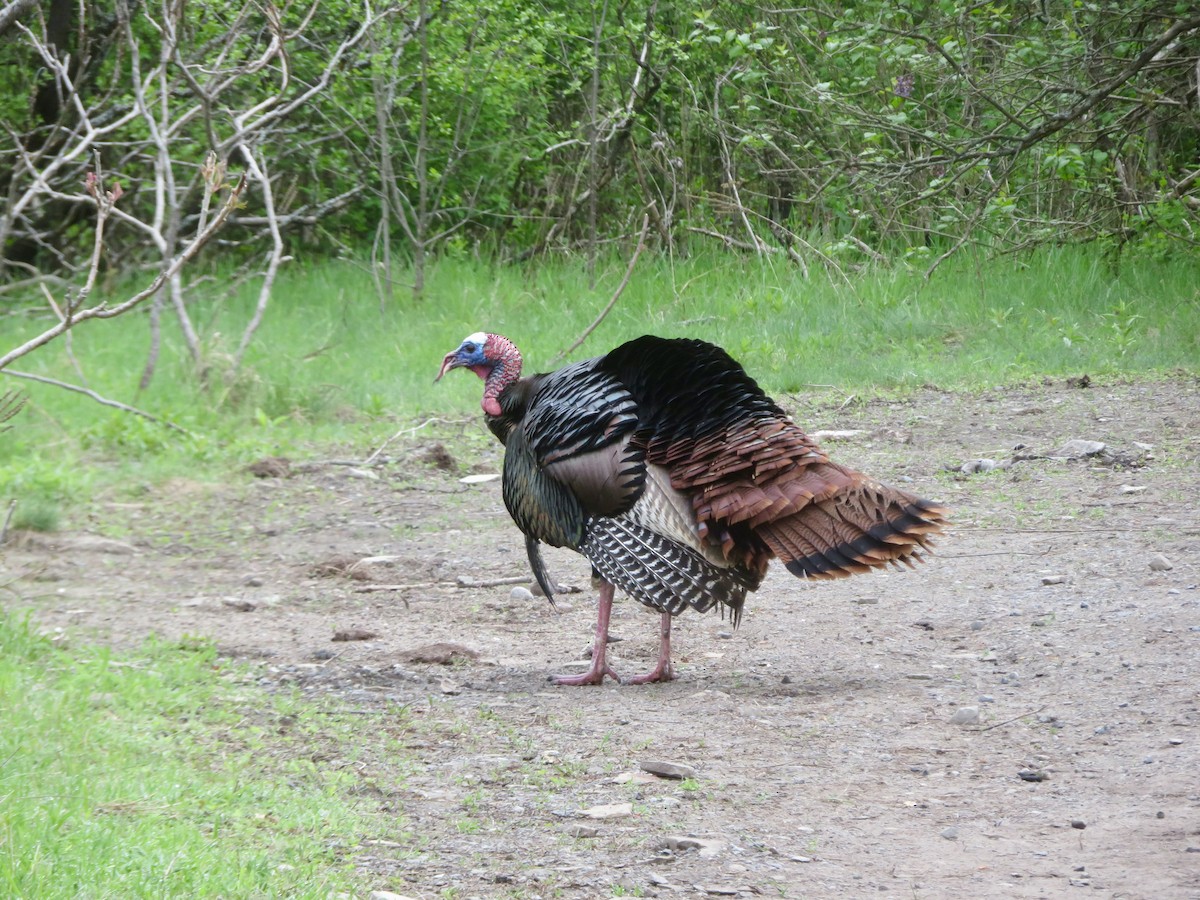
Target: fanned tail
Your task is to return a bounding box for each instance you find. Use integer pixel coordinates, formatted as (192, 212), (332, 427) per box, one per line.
(756, 481), (948, 580)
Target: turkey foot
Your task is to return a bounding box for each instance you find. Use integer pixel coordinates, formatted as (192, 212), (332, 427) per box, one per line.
(625, 612), (676, 684)
(552, 581), (621, 686)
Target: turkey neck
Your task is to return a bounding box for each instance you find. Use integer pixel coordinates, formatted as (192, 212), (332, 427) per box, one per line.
(486, 375), (534, 444)
(481, 333), (523, 419)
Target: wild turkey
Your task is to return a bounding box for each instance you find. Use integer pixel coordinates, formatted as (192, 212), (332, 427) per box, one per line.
(437, 332), (948, 685)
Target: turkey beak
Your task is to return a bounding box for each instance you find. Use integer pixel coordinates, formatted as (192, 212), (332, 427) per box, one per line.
(435, 351), (460, 383)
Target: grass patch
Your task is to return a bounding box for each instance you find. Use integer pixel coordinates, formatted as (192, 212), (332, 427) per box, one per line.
(1, 245), (1196, 511)
(0, 612), (397, 898)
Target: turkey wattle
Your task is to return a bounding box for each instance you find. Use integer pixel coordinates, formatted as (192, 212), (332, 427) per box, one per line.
(437, 332), (948, 686)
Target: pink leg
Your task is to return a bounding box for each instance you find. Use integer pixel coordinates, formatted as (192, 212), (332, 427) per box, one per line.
(553, 580), (622, 686)
(625, 611), (676, 685)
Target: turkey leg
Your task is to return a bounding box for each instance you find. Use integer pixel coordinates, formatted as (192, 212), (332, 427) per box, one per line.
(625, 611), (676, 684)
(553, 580), (621, 686)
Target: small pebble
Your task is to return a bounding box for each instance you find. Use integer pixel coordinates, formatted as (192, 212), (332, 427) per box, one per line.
(509, 586), (535, 601)
(1149, 553), (1173, 572)
(638, 759), (697, 781)
(1071, 819), (1086, 830)
(978, 694), (995, 703)
(950, 707), (980, 726)
(1156, 811), (1165, 819)
(1041, 575), (1068, 586)
(717, 630), (733, 640)
(1143, 756), (1154, 764)
(1018, 769), (1048, 782)
(970, 620), (984, 631)
(940, 826), (959, 840)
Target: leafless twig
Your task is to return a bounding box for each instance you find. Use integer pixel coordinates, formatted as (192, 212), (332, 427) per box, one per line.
(0, 370), (193, 435)
(552, 213), (650, 364)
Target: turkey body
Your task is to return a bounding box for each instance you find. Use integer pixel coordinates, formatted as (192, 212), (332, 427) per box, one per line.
(438, 332), (948, 685)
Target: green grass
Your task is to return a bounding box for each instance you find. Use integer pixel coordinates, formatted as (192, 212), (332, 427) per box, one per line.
(0, 613), (391, 898)
(1, 245), (1197, 511)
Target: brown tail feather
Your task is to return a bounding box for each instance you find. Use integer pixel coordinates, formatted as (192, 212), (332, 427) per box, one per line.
(756, 482), (948, 580)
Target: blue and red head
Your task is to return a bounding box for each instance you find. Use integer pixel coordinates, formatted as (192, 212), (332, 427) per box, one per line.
(436, 332), (523, 417)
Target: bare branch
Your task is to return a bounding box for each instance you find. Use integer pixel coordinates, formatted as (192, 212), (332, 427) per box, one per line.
(1, 370), (192, 435)
(552, 213), (650, 364)
(0, 176), (246, 372)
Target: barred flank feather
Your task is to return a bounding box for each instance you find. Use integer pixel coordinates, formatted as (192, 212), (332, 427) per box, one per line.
(581, 517), (761, 625)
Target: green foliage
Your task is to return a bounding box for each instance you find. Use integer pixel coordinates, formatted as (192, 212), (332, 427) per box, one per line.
(2, 0), (1196, 289)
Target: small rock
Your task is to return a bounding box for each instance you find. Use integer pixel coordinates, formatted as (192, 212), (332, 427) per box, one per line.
(332, 628), (376, 642)
(978, 694), (995, 703)
(1094, 724), (1112, 735)
(611, 771), (659, 785)
(697, 887), (739, 897)
(1041, 574), (1068, 585)
(1036, 713), (1058, 724)
(398, 642), (480, 664)
(662, 835), (725, 858)
(1018, 769), (1048, 782)
(1156, 811), (1165, 819)
(941, 827), (959, 840)
(580, 802), (633, 819)
(716, 630), (733, 639)
(459, 473), (500, 484)
(509, 586), (535, 601)
(639, 760), (697, 780)
(970, 620), (985, 631)
(960, 458), (997, 475)
(853, 597), (879, 605)
(439, 678), (462, 695)
(1168, 738), (1183, 746)
(1053, 439), (1106, 458)
(222, 598), (256, 612)
(242, 575), (265, 587)
(1120, 484), (1147, 494)
(1149, 554), (1173, 572)
(950, 707), (980, 726)
(1070, 819), (1086, 830)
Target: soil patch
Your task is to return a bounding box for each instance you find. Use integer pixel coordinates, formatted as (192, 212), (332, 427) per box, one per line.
(4, 378), (1199, 898)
